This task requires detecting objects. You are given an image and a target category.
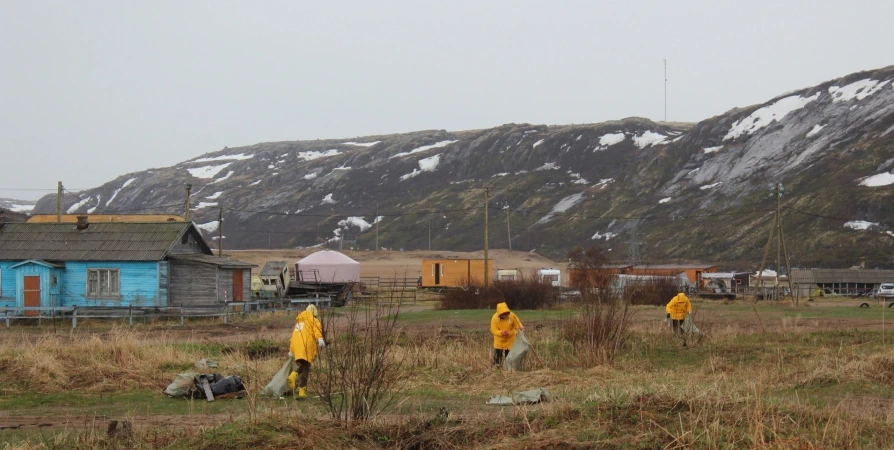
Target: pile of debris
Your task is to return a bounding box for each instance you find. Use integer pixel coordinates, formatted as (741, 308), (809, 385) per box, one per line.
(163, 359), (246, 401)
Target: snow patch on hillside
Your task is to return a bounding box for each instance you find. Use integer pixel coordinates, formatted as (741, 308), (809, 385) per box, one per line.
(298, 149), (340, 161)
(844, 220), (877, 231)
(197, 221), (220, 233)
(188, 163), (232, 178)
(599, 133), (626, 146)
(533, 139), (545, 148)
(193, 153), (254, 163)
(206, 191), (224, 200)
(342, 141), (380, 147)
(700, 182), (723, 190)
(591, 231), (618, 241)
(67, 197), (91, 213)
(535, 162), (560, 171)
(703, 146), (723, 154)
(338, 216), (373, 231)
(390, 140), (457, 158)
(806, 124), (825, 138)
(249, 180), (262, 186)
(829, 79), (890, 102)
(321, 194), (336, 205)
(723, 92), (820, 141)
(7, 203), (34, 212)
(659, 197), (671, 204)
(87, 195), (101, 213)
(633, 131), (667, 148)
(106, 178), (137, 205)
(400, 154), (441, 181)
(536, 192), (585, 225)
(195, 202), (218, 209)
(859, 172), (894, 187)
(569, 172), (589, 185)
(304, 173), (318, 180)
(493, 172), (509, 177)
(594, 178), (614, 188)
(212, 171), (233, 184)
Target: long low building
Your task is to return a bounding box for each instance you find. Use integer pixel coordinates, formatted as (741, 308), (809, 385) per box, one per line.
(791, 268), (894, 298)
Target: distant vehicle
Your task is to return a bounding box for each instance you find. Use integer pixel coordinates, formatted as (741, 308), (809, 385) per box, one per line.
(878, 283), (894, 298)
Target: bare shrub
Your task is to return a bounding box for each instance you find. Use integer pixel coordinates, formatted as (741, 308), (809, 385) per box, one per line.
(438, 274), (560, 310)
(315, 296), (408, 422)
(562, 246), (634, 365)
(623, 276), (680, 306)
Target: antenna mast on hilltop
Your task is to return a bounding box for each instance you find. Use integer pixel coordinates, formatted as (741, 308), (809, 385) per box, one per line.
(663, 59), (667, 122)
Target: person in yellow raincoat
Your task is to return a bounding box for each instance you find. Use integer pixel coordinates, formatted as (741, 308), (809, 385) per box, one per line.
(490, 302), (524, 367)
(288, 304), (325, 399)
(665, 292), (692, 338)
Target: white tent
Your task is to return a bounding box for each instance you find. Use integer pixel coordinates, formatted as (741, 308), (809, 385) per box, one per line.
(295, 250), (360, 283)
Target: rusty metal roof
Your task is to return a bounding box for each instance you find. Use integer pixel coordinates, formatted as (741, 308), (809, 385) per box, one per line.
(791, 268), (894, 284)
(0, 222), (206, 261)
(631, 264), (718, 270)
(168, 254), (256, 269)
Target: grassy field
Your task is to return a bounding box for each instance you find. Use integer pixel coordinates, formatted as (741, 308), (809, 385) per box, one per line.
(3, 297), (894, 449)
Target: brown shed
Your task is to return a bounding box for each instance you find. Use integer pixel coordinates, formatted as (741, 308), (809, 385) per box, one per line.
(421, 259), (493, 288)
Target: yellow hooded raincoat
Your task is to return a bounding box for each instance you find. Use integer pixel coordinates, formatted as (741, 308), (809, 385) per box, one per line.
(665, 292), (692, 320)
(290, 307), (324, 364)
(490, 302), (523, 350)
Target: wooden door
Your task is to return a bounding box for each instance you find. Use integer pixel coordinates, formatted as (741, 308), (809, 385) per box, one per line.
(434, 264), (441, 285)
(24, 276), (40, 317)
(232, 270), (243, 302)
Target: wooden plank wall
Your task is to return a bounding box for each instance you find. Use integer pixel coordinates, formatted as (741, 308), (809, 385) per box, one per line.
(169, 260), (219, 306)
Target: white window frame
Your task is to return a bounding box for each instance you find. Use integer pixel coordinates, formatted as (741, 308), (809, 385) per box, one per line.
(86, 268), (121, 299)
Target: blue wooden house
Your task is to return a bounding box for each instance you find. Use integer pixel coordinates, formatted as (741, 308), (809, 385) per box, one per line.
(0, 216), (255, 314)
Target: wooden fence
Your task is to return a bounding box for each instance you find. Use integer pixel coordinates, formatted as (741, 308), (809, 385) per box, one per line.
(0, 296), (331, 329)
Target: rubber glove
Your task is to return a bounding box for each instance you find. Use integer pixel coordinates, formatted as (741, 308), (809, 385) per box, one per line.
(317, 338), (326, 348)
(518, 326), (524, 331)
(288, 352), (294, 358)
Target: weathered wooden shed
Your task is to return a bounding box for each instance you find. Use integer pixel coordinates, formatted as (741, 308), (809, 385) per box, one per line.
(167, 254), (254, 306)
(421, 259), (492, 288)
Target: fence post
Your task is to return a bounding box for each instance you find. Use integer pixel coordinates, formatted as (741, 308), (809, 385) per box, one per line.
(72, 306), (77, 329)
(4, 311), (8, 328)
(180, 307), (184, 327)
(129, 306), (133, 327)
(223, 305), (229, 325)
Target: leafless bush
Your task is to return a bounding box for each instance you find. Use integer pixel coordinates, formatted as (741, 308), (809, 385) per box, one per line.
(438, 274), (559, 310)
(623, 277), (681, 306)
(562, 246), (634, 365)
(315, 296), (408, 422)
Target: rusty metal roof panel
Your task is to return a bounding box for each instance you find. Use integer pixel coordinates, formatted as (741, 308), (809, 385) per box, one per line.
(168, 254), (256, 268)
(260, 261), (288, 276)
(0, 222), (199, 261)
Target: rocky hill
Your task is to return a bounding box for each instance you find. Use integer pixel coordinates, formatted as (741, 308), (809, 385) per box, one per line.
(30, 66), (894, 269)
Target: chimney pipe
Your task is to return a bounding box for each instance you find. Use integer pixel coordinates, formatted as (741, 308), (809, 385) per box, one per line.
(76, 215), (89, 230)
(860, 256), (866, 269)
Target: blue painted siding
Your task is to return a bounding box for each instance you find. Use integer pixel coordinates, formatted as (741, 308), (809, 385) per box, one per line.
(0, 262), (16, 307)
(60, 261), (161, 307)
(12, 264), (57, 307)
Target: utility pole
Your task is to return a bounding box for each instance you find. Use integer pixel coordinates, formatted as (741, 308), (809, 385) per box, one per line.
(755, 183), (796, 305)
(184, 184), (192, 221)
(218, 204), (223, 256)
(428, 217), (432, 251)
(56, 182), (63, 222)
(375, 202), (379, 251)
(505, 205), (512, 252)
(484, 187), (489, 287)
(663, 59), (667, 122)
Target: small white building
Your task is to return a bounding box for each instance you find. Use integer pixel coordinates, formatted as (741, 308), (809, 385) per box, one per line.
(537, 268), (562, 287)
(494, 268), (521, 282)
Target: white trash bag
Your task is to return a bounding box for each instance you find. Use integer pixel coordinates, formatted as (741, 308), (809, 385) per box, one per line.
(262, 357), (297, 398)
(503, 330), (530, 371)
(164, 372), (198, 398)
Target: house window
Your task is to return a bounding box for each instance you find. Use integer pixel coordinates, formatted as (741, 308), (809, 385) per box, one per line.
(87, 269), (120, 298)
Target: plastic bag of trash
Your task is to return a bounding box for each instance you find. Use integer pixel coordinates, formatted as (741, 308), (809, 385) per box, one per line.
(164, 372), (198, 398)
(503, 330), (529, 371)
(195, 358), (219, 370)
(262, 357), (297, 398)
(682, 315), (701, 334)
(486, 388), (552, 406)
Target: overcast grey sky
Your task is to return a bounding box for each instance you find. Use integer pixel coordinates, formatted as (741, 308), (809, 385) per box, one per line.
(1, 0), (892, 200)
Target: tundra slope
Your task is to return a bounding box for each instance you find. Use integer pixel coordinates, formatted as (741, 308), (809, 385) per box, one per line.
(33, 66), (894, 268)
